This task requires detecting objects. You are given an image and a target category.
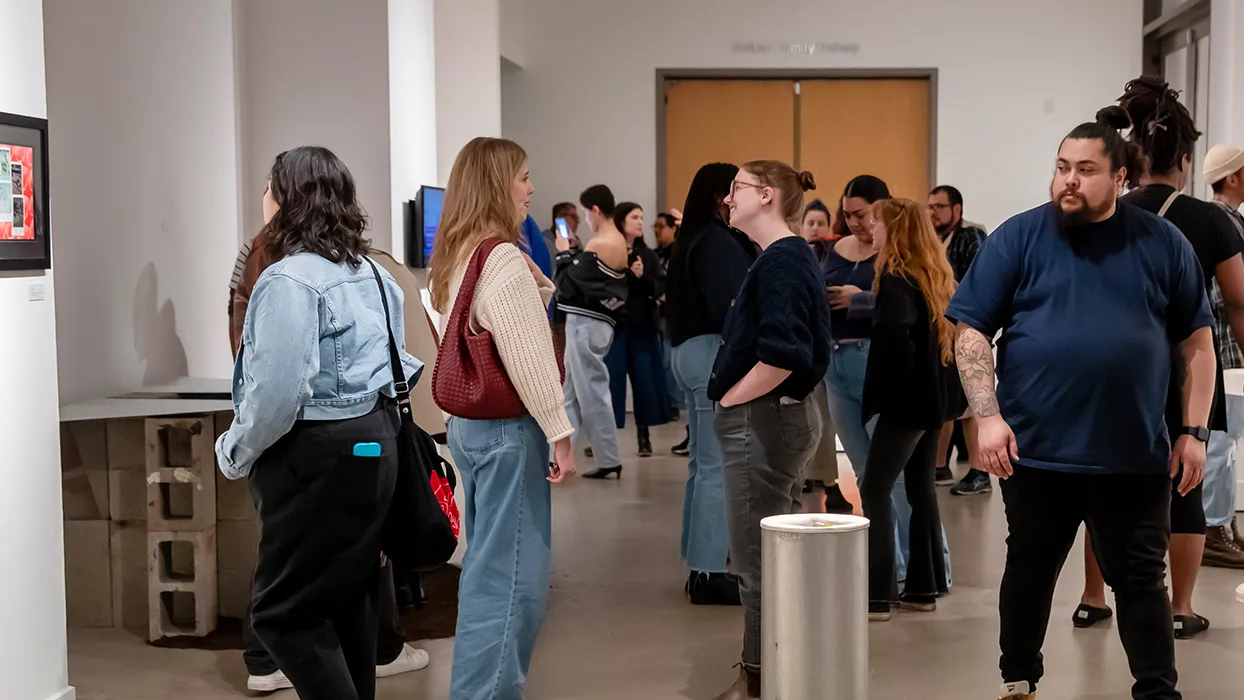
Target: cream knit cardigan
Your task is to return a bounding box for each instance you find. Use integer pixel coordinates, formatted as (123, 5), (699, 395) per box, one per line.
(442, 241), (574, 442)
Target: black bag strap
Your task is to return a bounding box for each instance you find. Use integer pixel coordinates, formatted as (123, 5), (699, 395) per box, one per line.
(365, 258), (413, 424)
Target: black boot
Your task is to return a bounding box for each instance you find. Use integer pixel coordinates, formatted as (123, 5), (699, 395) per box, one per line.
(637, 425), (652, 457)
(672, 426), (690, 456)
(823, 483), (853, 514)
(687, 571), (742, 606)
(582, 465), (623, 479)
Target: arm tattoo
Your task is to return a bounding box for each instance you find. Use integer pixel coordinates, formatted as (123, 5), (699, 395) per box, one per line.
(956, 324), (1000, 418)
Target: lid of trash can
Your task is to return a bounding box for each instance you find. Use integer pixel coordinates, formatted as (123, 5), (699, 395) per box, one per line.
(760, 513), (869, 534)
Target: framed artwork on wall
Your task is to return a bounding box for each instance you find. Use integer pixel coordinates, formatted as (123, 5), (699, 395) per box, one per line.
(0, 111), (50, 271)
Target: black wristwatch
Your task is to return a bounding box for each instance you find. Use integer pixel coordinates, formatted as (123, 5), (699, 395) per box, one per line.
(1181, 426), (1210, 443)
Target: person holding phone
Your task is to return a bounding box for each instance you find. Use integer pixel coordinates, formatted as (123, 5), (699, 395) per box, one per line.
(604, 202), (672, 457)
(427, 137), (577, 700)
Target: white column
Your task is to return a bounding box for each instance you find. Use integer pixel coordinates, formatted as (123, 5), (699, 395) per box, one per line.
(0, 2), (72, 699)
(388, 0), (439, 264)
(434, 0), (502, 184)
(45, 0), (243, 402)
(1210, 0), (1244, 511)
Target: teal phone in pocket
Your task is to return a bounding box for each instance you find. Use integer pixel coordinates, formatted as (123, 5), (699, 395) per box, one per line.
(353, 442), (382, 458)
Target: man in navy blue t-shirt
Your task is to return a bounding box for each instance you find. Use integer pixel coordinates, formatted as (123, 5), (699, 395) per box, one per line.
(947, 117), (1216, 700)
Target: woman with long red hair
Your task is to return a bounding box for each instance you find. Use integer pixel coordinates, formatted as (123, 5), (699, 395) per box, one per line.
(859, 197), (966, 621)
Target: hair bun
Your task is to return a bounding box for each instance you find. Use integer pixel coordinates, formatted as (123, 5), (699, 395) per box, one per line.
(797, 171), (817, 192)
(1095, 105), (1132, 131)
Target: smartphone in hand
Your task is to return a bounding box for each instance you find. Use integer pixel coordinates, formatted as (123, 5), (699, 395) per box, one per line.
(555, 217), (571, 240)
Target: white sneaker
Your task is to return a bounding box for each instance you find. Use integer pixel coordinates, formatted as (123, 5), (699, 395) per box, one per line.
(248, 670), (293, 693)
(376, 644), (430, 678)
(998, 680), (1035, 699)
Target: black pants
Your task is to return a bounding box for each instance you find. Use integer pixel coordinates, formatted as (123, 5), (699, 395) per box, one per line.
(859, 417), (946, 602)
(243, 562), (407, 676)
(248, 406), (399, 700)
(945, 419), (968, 465)
(999, 466), (1178, 699)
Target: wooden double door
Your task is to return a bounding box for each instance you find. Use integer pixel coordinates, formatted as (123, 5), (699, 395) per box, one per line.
(663, 78), (932, 214)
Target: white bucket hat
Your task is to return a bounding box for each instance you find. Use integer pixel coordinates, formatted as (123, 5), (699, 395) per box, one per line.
(1203, 144), (1244, 185)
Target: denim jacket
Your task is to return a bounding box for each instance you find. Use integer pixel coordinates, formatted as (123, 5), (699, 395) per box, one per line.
(215, 252), (424, 480)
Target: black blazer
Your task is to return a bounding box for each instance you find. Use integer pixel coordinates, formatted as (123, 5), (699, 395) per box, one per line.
(862, 273), (967, 429)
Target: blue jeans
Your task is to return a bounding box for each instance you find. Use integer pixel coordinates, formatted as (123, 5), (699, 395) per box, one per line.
(661, 329), (685, 414)
(1204, 394), (1244, 527)
(824, 341), (952, 584)
(672, 334), (730, 573)
(447, 416), (552, 700)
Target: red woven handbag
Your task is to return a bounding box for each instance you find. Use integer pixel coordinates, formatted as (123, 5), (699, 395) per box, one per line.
(433, 238), (563, 419)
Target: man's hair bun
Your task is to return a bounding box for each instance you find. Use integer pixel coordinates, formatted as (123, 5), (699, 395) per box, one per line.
(1095, 105), (1132, 131)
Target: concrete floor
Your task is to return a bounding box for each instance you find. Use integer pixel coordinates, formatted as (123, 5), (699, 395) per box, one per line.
(69, 423), (1244, 699)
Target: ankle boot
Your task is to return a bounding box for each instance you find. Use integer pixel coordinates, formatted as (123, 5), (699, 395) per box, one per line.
(1203, 525), (1244, 568)
(712, 666), (760, 700)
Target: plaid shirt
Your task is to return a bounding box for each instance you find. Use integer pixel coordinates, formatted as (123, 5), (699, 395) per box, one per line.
(1212, 201), (1244, 370)
(942, 223), (987, 282)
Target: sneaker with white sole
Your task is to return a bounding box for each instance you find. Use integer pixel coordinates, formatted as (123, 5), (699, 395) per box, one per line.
(247, 670), (293, 693)
(376, 644), (431, 678)
(998, 680), (1035, 699)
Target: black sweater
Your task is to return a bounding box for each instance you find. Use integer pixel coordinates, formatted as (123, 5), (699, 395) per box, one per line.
(707, 237), (831, 402)
(618, 243), (665, 330)
(667, 220), (759, 346)
(861, 273), (967, 429)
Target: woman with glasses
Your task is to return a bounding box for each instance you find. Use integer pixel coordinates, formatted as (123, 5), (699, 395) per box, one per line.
(710, 161), (830, 700)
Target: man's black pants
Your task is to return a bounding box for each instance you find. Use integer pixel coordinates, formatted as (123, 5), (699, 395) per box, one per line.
(999, 465), (1179, 700)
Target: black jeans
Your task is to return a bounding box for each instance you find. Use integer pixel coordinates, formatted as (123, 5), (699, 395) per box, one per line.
(859, 417), (945, 603)
(999, 466), (1178, 699)
(243, 562), (407, 676)
(247, 406), (399, 700)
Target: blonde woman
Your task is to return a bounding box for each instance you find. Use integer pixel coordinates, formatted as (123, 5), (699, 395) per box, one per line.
(428, 137), (576, 700)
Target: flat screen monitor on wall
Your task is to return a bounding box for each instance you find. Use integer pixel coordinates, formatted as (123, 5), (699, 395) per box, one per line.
(407, 185), (444, 268)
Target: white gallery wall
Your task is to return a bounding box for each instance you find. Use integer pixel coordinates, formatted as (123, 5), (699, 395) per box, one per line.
(237, 0), (396, 251)
(500, 0), (1143, 233)
(45, 0), (242, 403)
(0, 4), (71, 700)
(434, 0), (503, 183)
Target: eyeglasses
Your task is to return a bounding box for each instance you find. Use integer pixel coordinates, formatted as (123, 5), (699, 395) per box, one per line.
(928, 203), (951, 212)
(730, 181), (767, 197)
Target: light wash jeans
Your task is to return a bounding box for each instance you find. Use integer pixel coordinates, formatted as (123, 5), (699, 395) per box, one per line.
(824, 340), (952, 584)
(563, 313), (620, 470)
(673, 334), (731, 573)
(1204, 394), (1244, 527)
(447, 416), (552, 700)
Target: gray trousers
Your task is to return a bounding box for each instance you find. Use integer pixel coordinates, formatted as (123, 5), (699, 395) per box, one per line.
(716, 394), (822, 669)
(563, 313), (621, 469)
(803, 377), (838, 484)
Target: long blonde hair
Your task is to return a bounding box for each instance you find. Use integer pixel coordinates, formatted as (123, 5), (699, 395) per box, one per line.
(873, 198), (958, 365)
(428, 137), (527, 312)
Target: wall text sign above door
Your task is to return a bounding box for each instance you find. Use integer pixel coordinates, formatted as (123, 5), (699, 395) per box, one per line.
(731, 41), (861, 56)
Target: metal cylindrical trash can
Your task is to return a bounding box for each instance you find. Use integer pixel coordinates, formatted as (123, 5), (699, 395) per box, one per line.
(761, 513), (869, 700)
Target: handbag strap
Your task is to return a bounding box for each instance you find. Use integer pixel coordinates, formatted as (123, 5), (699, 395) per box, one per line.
(1158, 190), (1181, 219)
(365, 257), (414, 423)
(444, 237), (504, 339)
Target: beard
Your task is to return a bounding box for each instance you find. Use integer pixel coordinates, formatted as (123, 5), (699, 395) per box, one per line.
(1053, 191), (1112, 228)
(934, 221), (953, 235)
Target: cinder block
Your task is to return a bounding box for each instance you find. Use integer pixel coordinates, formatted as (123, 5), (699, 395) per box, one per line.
(148, 528), (218, 640)
(108, 468), (148, 522)
(110, 521), (148, 631)
(145, 417), (216, 531)
(216, 468), (256, 521)
(216, 519), (259, 620)
(106, 418), (146, 471)
(65, 520), (113, 628)
(62, 422), (109, 520)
